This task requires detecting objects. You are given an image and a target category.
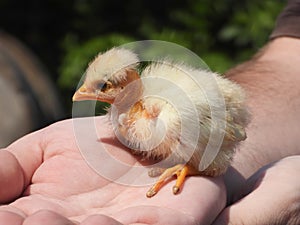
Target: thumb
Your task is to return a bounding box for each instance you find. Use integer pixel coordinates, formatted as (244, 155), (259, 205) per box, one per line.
(212, 157), (300, 225)
(212, 168), (270, 225)
(211, 190), (269, 225)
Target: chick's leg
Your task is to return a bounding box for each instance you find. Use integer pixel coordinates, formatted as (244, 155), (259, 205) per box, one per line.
(146, 164), (198, 198)
(172, 165), (189, 194)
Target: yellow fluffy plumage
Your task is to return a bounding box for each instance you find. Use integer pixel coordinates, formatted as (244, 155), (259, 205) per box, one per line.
(73, 48), (250, 197)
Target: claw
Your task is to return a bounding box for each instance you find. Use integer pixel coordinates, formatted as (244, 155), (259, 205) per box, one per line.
(172, 165), (189, 194)
(146, 164), (197, 198)
(172, 186), (180, 194)
(146, 188), (158, 198)
(146, 177), (166, 198)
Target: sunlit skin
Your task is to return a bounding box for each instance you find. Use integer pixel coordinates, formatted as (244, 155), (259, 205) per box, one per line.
(0, 117), (226, 224)
(0, 37), (300, 224)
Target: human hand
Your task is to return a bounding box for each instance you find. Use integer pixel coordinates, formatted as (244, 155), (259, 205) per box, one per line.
(213, 155), (300, 225)
(0, 116), (226, 225)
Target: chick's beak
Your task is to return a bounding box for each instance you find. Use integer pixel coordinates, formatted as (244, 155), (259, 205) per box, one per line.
(72, 84), (115, 104)
(72, 84), (95, 101)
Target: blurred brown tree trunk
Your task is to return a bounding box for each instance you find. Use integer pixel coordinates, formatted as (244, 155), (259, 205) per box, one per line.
(0, 31), (64, 147)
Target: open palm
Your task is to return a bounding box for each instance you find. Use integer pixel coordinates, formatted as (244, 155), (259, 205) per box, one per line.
(0, 116), (226, 225)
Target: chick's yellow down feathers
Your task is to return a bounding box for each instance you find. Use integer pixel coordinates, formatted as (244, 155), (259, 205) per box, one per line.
(73, 48), (249, 197)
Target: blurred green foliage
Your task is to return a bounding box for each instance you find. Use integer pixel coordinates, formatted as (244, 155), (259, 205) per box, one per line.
(0, 0), (285, 115)
(59, 34), (134, 89)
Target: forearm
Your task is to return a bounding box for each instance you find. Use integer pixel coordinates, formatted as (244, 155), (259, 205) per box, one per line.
(224, 37), (300, 200)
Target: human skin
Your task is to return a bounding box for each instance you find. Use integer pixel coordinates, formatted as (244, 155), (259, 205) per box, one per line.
(215, 37), (300, 224)
(213, 155), (300, 225)
(224, 37), (300, 194)
(0, 37), (300, 225)
(0, 116), (226, 225)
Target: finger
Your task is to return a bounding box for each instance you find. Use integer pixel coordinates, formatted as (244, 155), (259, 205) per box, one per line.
(22, 210), (76, 225)
(0, 150), (24, 203)
(212, 158), (300, 225)
(213, 183), (294, 225)
(81, 215), (123, 225)
(0, 211), (24, 225)
(5, 129), (44, 187)
(212, 195), (262, 225)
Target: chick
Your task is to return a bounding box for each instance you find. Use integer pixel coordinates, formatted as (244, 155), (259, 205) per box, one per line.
(72, 47), (141, 104)
(73, 48), (249, 198)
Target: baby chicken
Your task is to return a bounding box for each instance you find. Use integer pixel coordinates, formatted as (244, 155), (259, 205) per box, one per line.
(73, 47), (249, 198)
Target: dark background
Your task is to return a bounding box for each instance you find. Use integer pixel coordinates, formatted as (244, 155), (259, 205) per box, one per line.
(0, 0), (285, 116)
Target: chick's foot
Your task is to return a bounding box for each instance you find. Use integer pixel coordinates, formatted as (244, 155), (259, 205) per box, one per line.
(146, 164), (199, 198)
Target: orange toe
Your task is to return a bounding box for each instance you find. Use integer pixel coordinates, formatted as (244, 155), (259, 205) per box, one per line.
(146, 164), (197, 198)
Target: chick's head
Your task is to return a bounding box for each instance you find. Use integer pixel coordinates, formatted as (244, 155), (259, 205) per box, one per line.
(73, 48), (140, 104)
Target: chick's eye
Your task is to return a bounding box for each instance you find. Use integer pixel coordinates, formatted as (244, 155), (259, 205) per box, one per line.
(95, 82), (105, 90)
(95, 81), (112, 91)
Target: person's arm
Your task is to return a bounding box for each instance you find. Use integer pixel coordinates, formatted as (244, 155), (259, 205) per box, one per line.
(212, 36), (300, 225)
(224, 37), (300, 202)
